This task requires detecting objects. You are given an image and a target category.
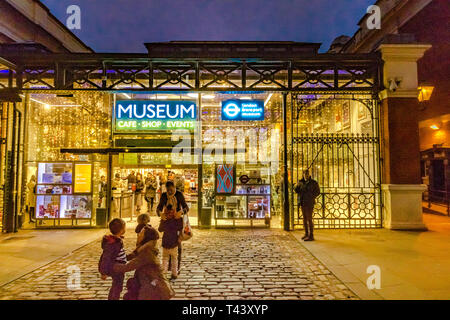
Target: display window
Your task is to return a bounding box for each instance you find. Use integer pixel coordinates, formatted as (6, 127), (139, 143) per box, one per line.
(214, 163), (272, 225)
(215, 195), (247, 219)
(37, 163), (73, 184)
(247, 195), (270, 219)
(36, 195), (60, 218)
(236, 184), (270, 195)
(60, 195), (92, 219)
(35, 162), (93, 222)
(37, 185), (72, 195)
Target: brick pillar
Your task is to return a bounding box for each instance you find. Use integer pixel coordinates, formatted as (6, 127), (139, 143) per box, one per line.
(380, 97), (422, 184)
(378, 44), (431, 230)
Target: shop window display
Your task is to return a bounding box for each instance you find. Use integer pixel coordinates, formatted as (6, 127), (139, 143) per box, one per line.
(37, 163), (73, 184)
(36, 195), (60, 219)
(247, 195), (270, 219)
(34, 162), (93, 224)
(60, 195), (92, 219)
(214, 163), (272, 225)
(37, 185), (72, 195)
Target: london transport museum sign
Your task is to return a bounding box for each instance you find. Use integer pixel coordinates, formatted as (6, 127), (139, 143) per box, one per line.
(221, 99), (264, 121)
(115, 100), (197, 131)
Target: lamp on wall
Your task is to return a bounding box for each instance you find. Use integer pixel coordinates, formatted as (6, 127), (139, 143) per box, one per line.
(418, 84), (434, 102)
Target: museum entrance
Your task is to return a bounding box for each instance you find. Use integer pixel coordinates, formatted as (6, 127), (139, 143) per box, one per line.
(110, 152), (199, 224)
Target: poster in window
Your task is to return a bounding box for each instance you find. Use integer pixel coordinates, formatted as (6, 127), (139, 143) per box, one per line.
(60, 195), (92, 219)
(216, 164), (235, 194)
(335, 105), (343, 132)
(38, 163), (72, 184)
(358, 103), (368, 121)
(342, 101), (351, 129)
(74, 163), (92, 193)
(36, 195), (60, 219)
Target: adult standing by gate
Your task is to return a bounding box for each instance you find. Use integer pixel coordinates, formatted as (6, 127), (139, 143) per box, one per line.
(295, 169), (320, 241)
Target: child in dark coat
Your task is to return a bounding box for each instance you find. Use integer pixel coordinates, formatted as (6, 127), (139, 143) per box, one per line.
(98, 218), (127, 300)
(135, 213), (151, 243)
(158, 204), (183, 279)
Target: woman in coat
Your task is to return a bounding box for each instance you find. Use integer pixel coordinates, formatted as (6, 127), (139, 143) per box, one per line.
(113, 226), (174, 300)
(135, 173), (145, 213)
(26, 175), (37, 223)
(144, 172), (157, 213)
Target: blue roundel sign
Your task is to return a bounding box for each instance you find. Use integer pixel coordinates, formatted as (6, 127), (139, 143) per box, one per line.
(221, 100), (264, 121)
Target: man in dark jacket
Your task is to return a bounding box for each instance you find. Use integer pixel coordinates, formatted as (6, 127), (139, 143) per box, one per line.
(294, 169), (320, 241)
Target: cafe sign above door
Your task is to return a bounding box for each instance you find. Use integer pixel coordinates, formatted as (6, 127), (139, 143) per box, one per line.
(114, 100), (197, 131)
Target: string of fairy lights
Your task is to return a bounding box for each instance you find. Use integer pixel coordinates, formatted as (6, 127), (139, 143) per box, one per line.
(28, 92), (111, 162)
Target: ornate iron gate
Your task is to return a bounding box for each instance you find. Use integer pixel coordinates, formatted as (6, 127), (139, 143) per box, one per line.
(290, 95), (382, 229)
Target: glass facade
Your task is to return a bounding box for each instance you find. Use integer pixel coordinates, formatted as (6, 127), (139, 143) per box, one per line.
(15, 88), (380, 230)
(24, 92), (110, 227)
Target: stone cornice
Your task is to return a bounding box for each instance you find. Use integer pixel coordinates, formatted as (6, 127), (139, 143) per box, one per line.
(378, 44), (432, 61)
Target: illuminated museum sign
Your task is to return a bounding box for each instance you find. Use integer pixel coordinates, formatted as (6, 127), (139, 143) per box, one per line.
(221, 100), (264, 121)
(115, 100), (197, 130)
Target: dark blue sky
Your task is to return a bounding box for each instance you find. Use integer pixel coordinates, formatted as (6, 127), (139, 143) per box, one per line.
(41, 0), (373, 53)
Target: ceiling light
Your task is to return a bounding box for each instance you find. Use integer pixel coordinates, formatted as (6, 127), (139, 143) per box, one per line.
(430, 124), (440, 130)
(264, 93), (273, 106)
(202, 94), (215, 99)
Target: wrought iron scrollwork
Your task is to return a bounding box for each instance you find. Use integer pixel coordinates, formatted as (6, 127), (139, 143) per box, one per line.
(0, 53), (381, 92)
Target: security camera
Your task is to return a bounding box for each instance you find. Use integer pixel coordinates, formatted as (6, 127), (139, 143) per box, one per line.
(388, 78), (401, 92)
(388, 78), (398, 91)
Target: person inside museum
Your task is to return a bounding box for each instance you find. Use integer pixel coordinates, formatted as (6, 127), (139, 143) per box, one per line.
(98, 175), (108, 208)
(294, 169), (320, 241)
(145, 171), (157, 213)
(111, 173), (124, 216)
(126, 170), (137, 186)
(135, 173), (145, 213)
(174, 173), (185, 193)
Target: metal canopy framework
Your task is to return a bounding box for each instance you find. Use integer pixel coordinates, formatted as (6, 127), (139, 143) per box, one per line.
(0, 52), (382, 93)
(0, 42), (383, 231)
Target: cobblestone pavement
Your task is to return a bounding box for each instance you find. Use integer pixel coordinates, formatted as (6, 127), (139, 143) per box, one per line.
(0, 228), (357, 300)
